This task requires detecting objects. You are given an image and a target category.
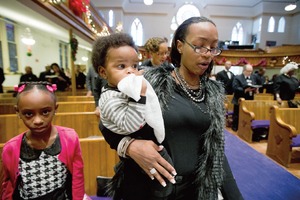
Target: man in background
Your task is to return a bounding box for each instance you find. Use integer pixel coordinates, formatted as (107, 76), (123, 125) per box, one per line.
(231, 64), (258, 131)
(20, 66), (39, 83)
(216, 60), (235, 94)
(253, 67), (266, 93)
(39, 65), (54, 82)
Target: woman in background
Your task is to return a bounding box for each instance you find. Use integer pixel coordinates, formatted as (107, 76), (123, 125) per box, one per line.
(274, 62), (299, 104)
(140, 37), (171, 68)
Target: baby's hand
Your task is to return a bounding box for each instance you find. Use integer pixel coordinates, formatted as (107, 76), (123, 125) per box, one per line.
(141, 79), (147, 96)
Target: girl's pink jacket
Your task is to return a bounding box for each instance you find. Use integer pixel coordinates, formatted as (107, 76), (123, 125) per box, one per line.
(1, 126), (85, 200)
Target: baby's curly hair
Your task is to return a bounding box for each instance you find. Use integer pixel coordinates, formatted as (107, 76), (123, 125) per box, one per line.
(144, 37), (166, 53)
(92, 33), (138, 73)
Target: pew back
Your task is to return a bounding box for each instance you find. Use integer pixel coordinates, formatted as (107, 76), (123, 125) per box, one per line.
(0, 96), (94, 104)
(238, 98), (289, 142)
(0, 112), (101, 143)
(80, 137), (119, 195)
(254, 93), (274, 100)
(267, 106), (300, 167)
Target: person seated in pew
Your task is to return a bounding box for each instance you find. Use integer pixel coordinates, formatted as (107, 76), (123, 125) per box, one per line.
(19, 66), (39, 83)
(253, 67), (266, 93)
(1, 81), (90, 200)
(92, 32), (175, 199)
(39, 65), (54, 82)
(50, 63), (71, 91)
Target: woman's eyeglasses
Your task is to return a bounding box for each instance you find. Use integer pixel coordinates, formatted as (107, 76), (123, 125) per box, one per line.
(182, 39), (222, 56)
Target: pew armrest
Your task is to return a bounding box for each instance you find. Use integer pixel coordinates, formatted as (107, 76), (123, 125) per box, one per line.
(267, 106), (298, 167)
(238, 98), (255, 142)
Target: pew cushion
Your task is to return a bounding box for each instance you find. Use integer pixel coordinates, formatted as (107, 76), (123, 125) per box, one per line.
(251, 120), (270, 129)
(90, 196), (112, 200)
(291, 135), (300, 147)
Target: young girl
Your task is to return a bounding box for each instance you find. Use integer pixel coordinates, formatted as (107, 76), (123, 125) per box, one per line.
(1, 82), (86, 199)
(92, 33), (175, 199)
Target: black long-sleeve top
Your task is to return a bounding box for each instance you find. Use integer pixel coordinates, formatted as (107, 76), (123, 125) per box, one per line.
(273, 74), (299, 100)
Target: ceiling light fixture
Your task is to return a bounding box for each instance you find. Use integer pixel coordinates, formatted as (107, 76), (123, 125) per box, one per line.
(21, 28), (36, 46)
(285, 1), (298, 11)
(144, 0), (153, 6)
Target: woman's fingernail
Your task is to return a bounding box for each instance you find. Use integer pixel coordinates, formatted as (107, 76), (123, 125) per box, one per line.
(150, 176), (154, 180)
(170, 178), (176, 184)
(161, 181), (166, 187)
(172, 171), (177, 176)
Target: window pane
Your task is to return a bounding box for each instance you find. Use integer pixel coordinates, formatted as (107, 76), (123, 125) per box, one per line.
(278, 17), (285, 33)
(109, 10), (114, 27)
(8, 42), (18, 72)
(131, 18), (143, 46)
(6, 22), (18, 72)
(268, 16), (275, 33)
(59, 43), (63, 68)
(65, 44), (68, 68)
(6, 23), (15, 41)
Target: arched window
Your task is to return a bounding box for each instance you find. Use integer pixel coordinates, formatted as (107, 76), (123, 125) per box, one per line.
(131, 18), (143, 46)
(108, 10), (114, 27)
(176, 4), (200, 25)
(268, 16), (275, 32)
(258, 17), (262, 32)
(278, 17), (285, 33)
(231, 22), (244, 45)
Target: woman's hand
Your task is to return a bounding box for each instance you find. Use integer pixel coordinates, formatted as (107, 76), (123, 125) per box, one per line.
(276, 96), (282, 104)
(126, 139), (177, 187)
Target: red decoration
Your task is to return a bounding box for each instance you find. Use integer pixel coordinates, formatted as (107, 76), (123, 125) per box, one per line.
(214, 57), (267, 67)
(70, 37), (78, 61)
(69, 0), (90, 17)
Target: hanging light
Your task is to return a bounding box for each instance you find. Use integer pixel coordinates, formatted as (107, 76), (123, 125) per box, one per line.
(21, 28), (36, 46)
(144, 0), (153, 6)
(285, 1), (298, 11)
(285, 3), (296, 11)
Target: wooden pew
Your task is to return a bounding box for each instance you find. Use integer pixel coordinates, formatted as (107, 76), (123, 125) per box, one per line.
(254, 93), (274, 100)
(80, 137), (119, 195)
(0, 101), (96, 115)
(0, 137), (119, 196)
(55, 90), (88, 96)
(0, 143), (4, 195)
(225, 95), (234, 112)
(0, 96), (94, 104)
(0, 112), (101, 143)
(0, 93), (14, 98)
(57, 101), (96, 112)
(266, 106), (300, 167)
(238, 98), (289, 142)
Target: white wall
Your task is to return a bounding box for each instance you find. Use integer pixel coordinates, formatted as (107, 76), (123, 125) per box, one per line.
(2, 24), (91, 87)
(99, 2), (300, 49)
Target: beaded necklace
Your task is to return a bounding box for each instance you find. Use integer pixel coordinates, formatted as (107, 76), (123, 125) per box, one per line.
(174, 68), (205, 103)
